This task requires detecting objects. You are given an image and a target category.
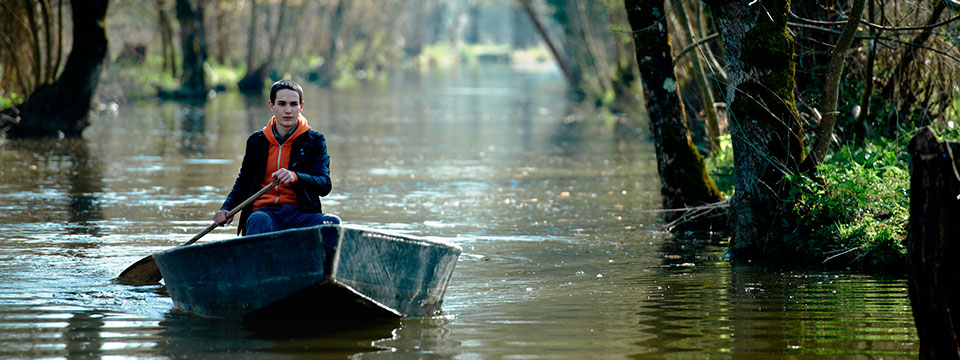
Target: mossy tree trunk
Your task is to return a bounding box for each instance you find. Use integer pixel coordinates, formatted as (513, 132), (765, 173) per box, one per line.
(175, 0), (208, 97)
(3, 0), (108, 139)
(624, 0), (723, 222)
(704, 0), (805, 255)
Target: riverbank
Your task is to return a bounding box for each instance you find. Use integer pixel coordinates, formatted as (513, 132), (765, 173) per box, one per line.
(707, 132), (915, 272)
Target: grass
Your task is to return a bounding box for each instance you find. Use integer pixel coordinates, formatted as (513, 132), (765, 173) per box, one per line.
(790, 138), (910, 269)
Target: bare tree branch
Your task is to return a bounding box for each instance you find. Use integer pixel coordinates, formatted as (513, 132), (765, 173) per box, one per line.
(806, 0), (866, 169)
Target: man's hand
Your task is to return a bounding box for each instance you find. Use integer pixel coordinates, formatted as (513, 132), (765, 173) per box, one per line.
(272, 168), (297, 184)
(213, 210), (233, 226)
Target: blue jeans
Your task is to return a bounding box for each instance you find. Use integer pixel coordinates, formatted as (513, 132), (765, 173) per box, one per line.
(245, 205), (341, 236)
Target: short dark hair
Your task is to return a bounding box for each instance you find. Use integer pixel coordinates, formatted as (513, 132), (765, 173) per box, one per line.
(269, 79), (303, 104)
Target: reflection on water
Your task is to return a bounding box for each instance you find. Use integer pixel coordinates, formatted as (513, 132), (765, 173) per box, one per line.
(0, 66), (917, 358)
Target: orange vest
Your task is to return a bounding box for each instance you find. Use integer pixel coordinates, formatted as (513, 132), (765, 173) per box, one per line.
(252, 115), (311, 210)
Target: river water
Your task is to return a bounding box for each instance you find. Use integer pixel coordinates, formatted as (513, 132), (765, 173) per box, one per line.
(0, 66), (918, 358)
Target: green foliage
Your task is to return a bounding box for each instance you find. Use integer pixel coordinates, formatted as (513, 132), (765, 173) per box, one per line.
(704, 134), (735, 197)
(0, 91), (23, 111)
(109, 52), (178, 99)
(418, 43), (459, 69)
(789, 139), (910, 269)
(460, 44), (512, 66)
(418, 43), (518, 70)
(332, 30), (402, 87)
(206, 63), (244, 90)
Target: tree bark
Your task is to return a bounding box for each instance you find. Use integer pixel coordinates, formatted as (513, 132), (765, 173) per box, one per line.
(624, 0), (723, 222)
(3, 0), (108, 139)
(906, 126), (960, 359)
(174, 0), (208, 98)
(705, 0), (805, 255)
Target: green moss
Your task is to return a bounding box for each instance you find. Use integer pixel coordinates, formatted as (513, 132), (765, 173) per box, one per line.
(660, 119), (723, 204)
(733, 13), (805, 170)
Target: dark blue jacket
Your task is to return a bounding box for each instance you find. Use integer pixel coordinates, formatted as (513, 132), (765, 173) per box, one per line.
(221, 129), (332, 235)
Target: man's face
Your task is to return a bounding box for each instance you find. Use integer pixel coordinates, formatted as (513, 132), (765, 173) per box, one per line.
(270, 89), (302, 130)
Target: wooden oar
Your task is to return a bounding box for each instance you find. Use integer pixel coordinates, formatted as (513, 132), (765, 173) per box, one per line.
(116, 178), (281, 284)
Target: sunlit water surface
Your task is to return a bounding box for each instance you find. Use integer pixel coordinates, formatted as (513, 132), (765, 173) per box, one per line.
(0, 66), (917, 358)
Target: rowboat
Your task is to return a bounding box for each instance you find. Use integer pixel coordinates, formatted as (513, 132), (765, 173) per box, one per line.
(153, 225), (461, 319)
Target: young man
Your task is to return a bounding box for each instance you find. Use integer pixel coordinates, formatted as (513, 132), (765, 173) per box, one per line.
(213, 79), (340, 235)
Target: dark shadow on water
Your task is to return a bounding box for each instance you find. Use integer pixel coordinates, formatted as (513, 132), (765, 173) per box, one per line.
(155, 311), (401, 357)
(242, 92), (265, 133)
(8, 138), (105, 236)
(179, 105), (207, 156)
(64, 310), (106, 360)
(549, 103), (586, 157)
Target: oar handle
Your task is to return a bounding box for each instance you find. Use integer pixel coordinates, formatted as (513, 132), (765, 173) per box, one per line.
(181, 178), (282, 247)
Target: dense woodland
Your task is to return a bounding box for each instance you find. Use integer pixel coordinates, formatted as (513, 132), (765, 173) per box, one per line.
(1, 0), (959, 270)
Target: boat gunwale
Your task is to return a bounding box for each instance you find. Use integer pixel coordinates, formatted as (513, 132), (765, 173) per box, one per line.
(156, 224), (462, 256)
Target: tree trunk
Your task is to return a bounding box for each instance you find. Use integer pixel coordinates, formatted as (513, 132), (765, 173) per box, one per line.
(3, 0), (108, 139)
(213, 0), (227, 64)
(705, 0), (805, 255)
(156, 0), (177, 77)
(518, 0), (580, 92)
(239, 0), (289, 92)
(314, 0), (345, 86)
(624, 0), (723, 223)
(906, 126), (960, 359)
(245, 0), (258, 73)
(404, 0), (428, 55)
(265, 0), (289, 66)
(512, 2), (536, 49)
(175, 0), (208, 98)
(550, 0), (601, 98)
(467, 0), (481, 44)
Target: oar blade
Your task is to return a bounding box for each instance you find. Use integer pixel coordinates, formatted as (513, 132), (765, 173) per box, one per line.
(116, 255), (163, 284)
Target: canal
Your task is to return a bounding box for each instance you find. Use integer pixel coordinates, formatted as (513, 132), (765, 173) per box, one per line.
(0, 65), (918, 358)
